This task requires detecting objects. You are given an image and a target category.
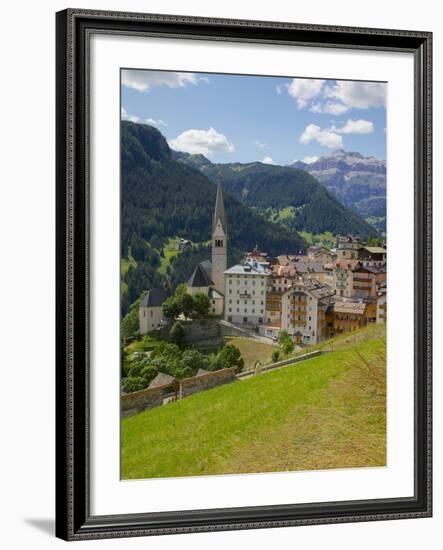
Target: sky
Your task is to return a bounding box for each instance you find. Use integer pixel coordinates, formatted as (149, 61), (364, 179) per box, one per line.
(121, 69), (386, 165)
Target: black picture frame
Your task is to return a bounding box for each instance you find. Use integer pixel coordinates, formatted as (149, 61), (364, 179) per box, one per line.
(55, 8), (432, 541)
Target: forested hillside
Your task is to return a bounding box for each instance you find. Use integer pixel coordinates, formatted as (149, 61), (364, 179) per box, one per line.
(175, 153), (379, 239)
(120, 122), (307, 317)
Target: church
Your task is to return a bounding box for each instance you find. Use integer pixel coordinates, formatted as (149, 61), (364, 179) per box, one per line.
(187, 181), (227, 316)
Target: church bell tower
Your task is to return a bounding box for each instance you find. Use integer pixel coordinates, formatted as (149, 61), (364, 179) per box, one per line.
(211, 181), (227, 296)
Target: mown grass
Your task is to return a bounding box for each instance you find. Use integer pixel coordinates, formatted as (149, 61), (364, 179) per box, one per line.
(224, 336), (277, 369)
(121, 328), (386, 479)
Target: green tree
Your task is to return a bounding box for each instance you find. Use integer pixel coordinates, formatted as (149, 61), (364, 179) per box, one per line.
(121, 292), (146, 340)
(192, 293), (210, 318)
(218, 344), (244, 373)
(278, 330), (295, 355)
(181, 349), (209, 374)
(180, 293), (194, 319)
(271, 349), (280, 363)
(170, 321), (185, 346)
(122, 376), (145, 393)
(162, 296), (181, 319)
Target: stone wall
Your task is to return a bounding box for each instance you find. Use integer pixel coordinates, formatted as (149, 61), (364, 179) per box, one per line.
(121, 382), (177, 415)
(236, 350), (325, 379)
(179, 367), (236, 399)
(121, 367), (237, 416)
(182, 319), (224, 351)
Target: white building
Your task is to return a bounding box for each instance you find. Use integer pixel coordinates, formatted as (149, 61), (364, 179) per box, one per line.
(281, 278), (334, 345)
(139, 288), (167, 335)
(224, 260), (270, 326)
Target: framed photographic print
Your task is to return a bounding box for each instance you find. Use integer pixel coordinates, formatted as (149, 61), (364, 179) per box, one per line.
(55, 9), (432, 541)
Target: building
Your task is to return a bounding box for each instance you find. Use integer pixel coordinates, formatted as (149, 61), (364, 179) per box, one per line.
(224, 260), (269, 326)
(139, 288), (167, 335)
(281, 278), (335, 345)
(332, 300), (368, 333)
(307, 245), (334, 264)
(359, 246), (387, 266)
(265, 290), (282, 332)
(333, 259), (359, 297)
(148, 371), (177, 389)
(376, 282), (387, 324)
(211, 181), (227, 296)
(175, 238), (192, 251)
(337, 235), (363, 259)
(352, 264), (386, 298)
(187, 261), (224, 316)
(185, 181), (227, 316)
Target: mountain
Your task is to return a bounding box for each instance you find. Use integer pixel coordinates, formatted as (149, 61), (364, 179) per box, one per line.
(120, 122), (307, 314)
(174, 152), (379, 240)
(290, 149), (386, 233)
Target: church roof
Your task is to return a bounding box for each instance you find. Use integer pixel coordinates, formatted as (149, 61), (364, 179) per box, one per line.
(212, 181), (227, 234)
(139, 288), (167, 308)
(188, 263), (213, 288)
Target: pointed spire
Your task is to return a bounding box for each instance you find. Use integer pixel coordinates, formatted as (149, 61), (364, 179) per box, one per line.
(212, 180), (227, 234)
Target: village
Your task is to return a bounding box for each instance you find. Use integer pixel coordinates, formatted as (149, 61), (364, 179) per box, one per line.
(139, 181), (387, 346)
(122, 181), (387, 416)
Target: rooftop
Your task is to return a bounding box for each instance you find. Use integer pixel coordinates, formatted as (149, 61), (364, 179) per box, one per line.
(188, 262), (213, 288)
(139, 288), (167, 308)
(333, 300), (367, 315)
(224, 260), (270, 276)
(148, 372), (176, 388)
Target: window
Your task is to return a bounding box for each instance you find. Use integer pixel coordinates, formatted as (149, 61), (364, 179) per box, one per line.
(229, 307), (232, 312)
(229, 299), (232, 304)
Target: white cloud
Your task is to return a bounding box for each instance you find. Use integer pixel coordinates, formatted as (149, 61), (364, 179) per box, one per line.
(261, 156), (274, 164)
(287, 79), (325, 108)
(122, 70), (201, 92)
(324, 81), (386, 110)
(302, 155), (319, 164)
(145, 117), (167, 127)
(334, 119), (374, 134)
(310, 101), (349, 115)
(169, 127), (234, 157)
(275, 84), (284, 95)
(121, 107), (140, 123)
(299, 124), (343, 148)
(284, 78), (386, 115)
(255, 140), (266, 149)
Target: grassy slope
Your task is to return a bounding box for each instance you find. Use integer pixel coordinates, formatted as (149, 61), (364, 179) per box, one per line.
(224, 336), (276, 370)
(158, 237), (180, 275)
(121, 327), (386, 479)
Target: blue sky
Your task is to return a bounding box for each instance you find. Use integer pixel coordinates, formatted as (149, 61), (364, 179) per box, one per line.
(121, 70), (386, 165)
